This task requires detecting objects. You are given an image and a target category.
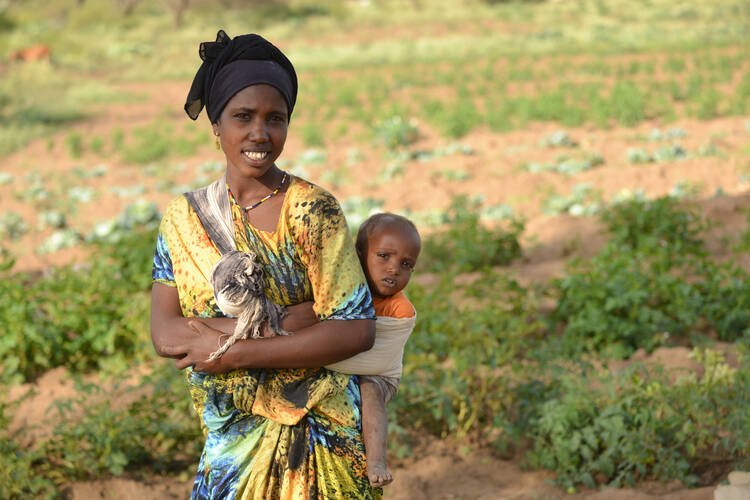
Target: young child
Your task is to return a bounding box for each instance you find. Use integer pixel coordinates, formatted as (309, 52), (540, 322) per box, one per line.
(328, 213), (421, 487)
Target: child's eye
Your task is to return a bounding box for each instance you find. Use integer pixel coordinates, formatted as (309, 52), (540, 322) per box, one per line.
(402, 261), (414, 269)
(377, 253), (388, 259)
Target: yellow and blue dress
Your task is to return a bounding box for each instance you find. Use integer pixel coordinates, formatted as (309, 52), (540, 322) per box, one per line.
(152, 175), (379, 499)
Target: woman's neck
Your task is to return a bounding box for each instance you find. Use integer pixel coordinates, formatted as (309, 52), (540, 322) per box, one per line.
(226, 165), (284, 207)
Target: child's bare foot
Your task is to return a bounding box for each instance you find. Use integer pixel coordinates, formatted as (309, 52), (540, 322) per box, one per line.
(368, 462), (393, 487)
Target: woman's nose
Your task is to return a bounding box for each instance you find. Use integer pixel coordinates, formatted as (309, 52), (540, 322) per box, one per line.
(248, 119), (268, 141)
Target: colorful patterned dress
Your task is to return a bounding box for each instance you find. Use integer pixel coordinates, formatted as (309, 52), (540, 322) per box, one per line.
(152, 175), (379, 499)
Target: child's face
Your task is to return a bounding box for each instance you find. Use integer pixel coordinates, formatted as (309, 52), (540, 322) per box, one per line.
(361, 225), (421, 298)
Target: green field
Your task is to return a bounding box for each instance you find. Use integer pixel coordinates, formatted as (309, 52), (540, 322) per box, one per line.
(1, 0), (750, 498)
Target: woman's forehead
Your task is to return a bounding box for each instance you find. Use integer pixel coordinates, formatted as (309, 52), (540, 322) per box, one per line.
(227, 84), (287, 108)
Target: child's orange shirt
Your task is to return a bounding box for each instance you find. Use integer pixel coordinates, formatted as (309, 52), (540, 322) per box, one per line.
(372, 291), (415, 319)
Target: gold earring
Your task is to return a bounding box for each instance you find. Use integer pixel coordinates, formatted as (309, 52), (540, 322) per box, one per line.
(214, 133), (221, 151)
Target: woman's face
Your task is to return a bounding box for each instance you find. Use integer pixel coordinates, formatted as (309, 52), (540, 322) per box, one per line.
(213, 84), (288, 179)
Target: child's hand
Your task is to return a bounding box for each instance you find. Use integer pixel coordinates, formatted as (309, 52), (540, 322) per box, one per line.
(281, 301), (318, 332)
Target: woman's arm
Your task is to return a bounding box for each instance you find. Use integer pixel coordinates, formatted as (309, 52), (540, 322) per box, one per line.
(162, 317), (374, 373)
(152, 283), (374, 372)
(150, 282), (237, 358)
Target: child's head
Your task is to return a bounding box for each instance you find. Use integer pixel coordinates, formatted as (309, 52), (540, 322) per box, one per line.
(356, 213), (421, 298)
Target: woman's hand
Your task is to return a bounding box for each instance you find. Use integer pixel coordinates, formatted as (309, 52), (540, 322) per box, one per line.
(167, 320), (233, 373)
(280, 301), (318, 332)
(150, 283), (237, 360)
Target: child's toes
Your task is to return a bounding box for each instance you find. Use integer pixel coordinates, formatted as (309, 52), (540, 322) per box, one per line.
(369, 470), (394, 487)
(381, 471), (393, 486)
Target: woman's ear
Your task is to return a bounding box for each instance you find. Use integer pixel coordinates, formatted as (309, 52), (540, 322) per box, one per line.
(212, 122), (220, 136)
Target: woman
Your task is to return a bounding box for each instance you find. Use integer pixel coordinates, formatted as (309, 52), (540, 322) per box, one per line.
(150, 31), (379, 499)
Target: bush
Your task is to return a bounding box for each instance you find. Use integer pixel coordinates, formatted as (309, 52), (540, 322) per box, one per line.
(600, 197), (706, 257)
(0, 228), (157, 384)
(372, 115), (419, 149)
(421, 195), (523, 273)
(0, 398), (57, 499)
(44, 365), (201, 478)
(551, 197), (750, 356)
(525, 350), (750, 488)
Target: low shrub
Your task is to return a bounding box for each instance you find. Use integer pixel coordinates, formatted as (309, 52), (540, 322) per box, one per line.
(551, 197), (750, 356)
(420, 195), (523, 273)
(524, 349), (750, 488)
(0, 228), (157, 384)
(44, 365), (201, 478)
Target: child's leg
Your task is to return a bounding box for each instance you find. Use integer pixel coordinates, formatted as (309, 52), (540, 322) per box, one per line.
(360, 379), (393, 487)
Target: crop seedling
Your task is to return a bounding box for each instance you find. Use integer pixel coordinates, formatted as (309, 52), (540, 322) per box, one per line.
(65, 132), (85, 159)
(373, 115), (419, 149)
(0, 212), (29, 240)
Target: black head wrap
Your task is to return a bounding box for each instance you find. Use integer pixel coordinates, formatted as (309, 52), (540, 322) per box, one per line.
(184, 30), (298, 123)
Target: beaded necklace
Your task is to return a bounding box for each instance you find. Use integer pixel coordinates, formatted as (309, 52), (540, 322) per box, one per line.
(231, 171), (288, 212)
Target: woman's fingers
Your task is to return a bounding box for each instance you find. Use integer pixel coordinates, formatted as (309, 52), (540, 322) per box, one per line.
(189, 319), (222, 335)
(160, 343), (186, 358)
(175, 354), (195, 370)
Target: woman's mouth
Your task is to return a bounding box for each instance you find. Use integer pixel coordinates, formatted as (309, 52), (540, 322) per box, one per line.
(244, 151), (269, 161)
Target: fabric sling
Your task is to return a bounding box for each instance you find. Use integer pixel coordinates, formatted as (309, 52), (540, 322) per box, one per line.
(184, 173), (236, 255)
(325, 315), (416, 378)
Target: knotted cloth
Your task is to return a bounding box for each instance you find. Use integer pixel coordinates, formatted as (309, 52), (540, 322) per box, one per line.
(184, 30), (298, 123)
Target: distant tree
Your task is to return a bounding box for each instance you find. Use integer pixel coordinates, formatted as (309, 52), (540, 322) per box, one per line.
(114, 0), (140, 16)
(162, 0), (190, 27)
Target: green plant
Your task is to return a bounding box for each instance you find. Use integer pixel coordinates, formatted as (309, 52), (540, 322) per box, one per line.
(0, 396), (58, 499)
(373, 116), (418, 149)
(542, 183), (602, 216)
(393, 271), (543, 443)
(609, 81), (645, 126)
(122, 124), (171, 164)
(65, 131), (85, 158)
(0, 227), (157, 384)
(44, 366), (201, 478)
(89, 135), (105, 154)
(0, 212), (29, 240)
(599, 197), (706, 256)
(421, 195), (523, 273)
(301, 122), (325, 147)
(525, 351), (750, 488)
(551, 198), (750, 356)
